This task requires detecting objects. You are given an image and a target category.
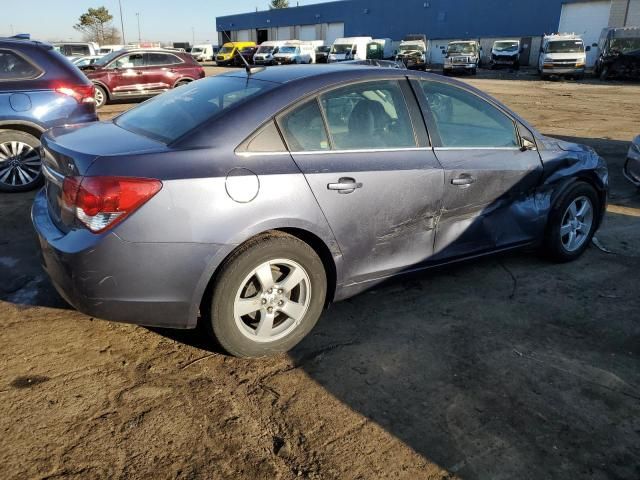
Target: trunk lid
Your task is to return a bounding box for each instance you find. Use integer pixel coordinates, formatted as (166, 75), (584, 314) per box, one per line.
(42, 121), (167, 233)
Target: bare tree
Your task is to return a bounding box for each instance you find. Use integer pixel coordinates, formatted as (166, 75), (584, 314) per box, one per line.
(73, 7), (121, 44)
(270, 0), (290, 9)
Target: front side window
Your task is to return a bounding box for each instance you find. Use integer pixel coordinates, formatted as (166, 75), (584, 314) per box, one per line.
(420, 81), (518, 148)
(320, 80), (416, 150)
(0, 49), (41, 80)
(115, 76), (277, 143)
(112, 53), (145, 69)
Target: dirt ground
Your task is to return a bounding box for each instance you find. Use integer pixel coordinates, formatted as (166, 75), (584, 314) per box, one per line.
(1, 67), (639, 480)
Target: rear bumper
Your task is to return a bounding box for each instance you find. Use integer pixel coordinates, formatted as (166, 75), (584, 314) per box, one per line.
(31, 189), (226, 329)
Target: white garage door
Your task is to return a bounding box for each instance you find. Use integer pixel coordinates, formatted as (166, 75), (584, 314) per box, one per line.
(236, 30), (250, 42)
(277, 26), (291, 41)
(300, 24), (317, 41)
(326, 22), (344, 46)
(627, 0), (640, 26)
(559, 1), (612, 67)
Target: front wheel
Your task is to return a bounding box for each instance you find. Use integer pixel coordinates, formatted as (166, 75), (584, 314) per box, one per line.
(0, 130), (43, 192)
(209, 232), (327, 357)
(544, 182), (600, 262)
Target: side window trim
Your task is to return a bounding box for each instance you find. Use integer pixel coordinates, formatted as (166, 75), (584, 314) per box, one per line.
(413, 78), (522, 150)
(0, 48), (44, 82)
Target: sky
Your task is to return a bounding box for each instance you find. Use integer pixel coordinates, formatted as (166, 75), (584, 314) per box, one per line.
(2, 0), (329, 44)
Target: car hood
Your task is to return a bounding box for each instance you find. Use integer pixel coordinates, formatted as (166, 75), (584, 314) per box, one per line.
(537, 135), (593, 154)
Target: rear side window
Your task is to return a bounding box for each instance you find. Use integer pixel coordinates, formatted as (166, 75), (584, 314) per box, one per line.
(0, 49), (42, 80)
(113, 53), (145, 68)
(319, 80), (416, 150)
(146, 53), (182, 66)
(115, 76), (277, 143)
(279, 100), (329, 151)
(420, 81), (518, 148)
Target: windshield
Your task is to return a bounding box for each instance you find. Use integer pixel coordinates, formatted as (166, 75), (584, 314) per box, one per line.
(331, 44), (353, 54)
(115, 76), (277, 144)
(94, 50), (123, 67)
(546, 40), (584, 53)
(448, 43), (476, 54)
(399, 44), (424, 52)
(494, 42), (519, 52)
(610, 37), (640, 54)
(219, 46), (234, 54)
(191, 47), (203, 53)
(279, 46), (298, 54)
(317, 46), (330, 52)
(257, 45), (274, 53)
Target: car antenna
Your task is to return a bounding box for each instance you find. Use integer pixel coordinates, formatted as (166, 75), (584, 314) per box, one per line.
(221, 28), (265, 75)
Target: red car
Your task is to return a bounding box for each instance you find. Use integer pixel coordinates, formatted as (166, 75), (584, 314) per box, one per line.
(80, 49), (205, 108)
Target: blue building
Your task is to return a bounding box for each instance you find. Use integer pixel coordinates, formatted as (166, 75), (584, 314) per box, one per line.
(216, 0), (639, 66)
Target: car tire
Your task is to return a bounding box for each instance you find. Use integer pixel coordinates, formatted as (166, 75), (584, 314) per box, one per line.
(94, 85), (108, 108)
(599, 66), (610, 81)
(0, 129), (44, 192)
(209, 232), (327, 357)
(175, 80), (190, 88)
(544, 182), (600, 263)
(471, 68), (477, 75)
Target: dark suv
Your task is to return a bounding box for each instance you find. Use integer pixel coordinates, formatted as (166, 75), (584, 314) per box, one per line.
(81, 49), (205, 108)
(0, 36), (97, 192)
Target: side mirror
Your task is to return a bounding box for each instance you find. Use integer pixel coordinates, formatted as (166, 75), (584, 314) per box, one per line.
(520, 137), (537, 151)
(586, 46), (591, 52)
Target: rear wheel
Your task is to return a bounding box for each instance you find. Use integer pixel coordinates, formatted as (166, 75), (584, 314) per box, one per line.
(544, 182), (599, 262)
(599, 66), (610, 81)
(94, 85), (107, 108)
(175, 80), (191, 88)
(0, 130), (43, 192)
(209, 232), (327, 357)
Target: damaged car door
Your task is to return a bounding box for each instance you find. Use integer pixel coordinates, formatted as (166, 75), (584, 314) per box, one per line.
(414, 79), (543, 260)
(277, 79), (444, 285)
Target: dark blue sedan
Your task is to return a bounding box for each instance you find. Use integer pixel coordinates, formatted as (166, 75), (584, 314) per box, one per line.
(32, 65), (608, 357)
(0, 36), (97, 191)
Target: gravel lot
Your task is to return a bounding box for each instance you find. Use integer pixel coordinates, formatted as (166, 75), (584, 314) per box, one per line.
(1, 66), (639, 480)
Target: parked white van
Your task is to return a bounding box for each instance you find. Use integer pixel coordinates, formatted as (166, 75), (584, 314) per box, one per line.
(253, 40), (288, 65)
(273, 41), (317, 64)
(538, 33), (587, 80)
(328, 37), (373, 62)
(98, 44), (125, 55)
(191, 44), (216, 62)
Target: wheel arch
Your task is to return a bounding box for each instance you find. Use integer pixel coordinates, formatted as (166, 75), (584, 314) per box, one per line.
(0, 121), (45, 139)
(172, 77), (194, 88)
(193, 227), (340, 329)
(92, 80), (111, 98)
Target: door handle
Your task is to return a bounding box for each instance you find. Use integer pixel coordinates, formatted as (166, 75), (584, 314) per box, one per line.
(327, 177), (363, 194)
(451, 175), (476, 187)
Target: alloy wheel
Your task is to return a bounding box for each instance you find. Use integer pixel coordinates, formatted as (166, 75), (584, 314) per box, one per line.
(233, 258), (311, 342)
(560, 195), (594, 252)
(94, 87), (105, 108)
(0, 141), (42, 188)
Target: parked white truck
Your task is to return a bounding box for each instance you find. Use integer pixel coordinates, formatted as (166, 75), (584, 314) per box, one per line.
(538, 33), (587, 80)
(395, 34), (427, 70)
(443, 40), (481, 75)
(328, 37), (372, 62)
(273, 41), (317, 64)
(490, 39), (522, 70)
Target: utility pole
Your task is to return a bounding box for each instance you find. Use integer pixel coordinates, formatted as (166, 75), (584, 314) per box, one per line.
(136, 13), (141, 42)
(9, 24), (14, 35)
(118, 0), (126, 45)
(192, 26), (195, 46)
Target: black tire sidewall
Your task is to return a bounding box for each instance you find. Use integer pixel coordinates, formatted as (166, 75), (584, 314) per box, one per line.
(0, 130), (43, 192)
(545, 182), (600, 262)
(210, 233), (327, 357)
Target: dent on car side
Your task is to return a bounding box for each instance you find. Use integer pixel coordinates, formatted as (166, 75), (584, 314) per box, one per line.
(33, 67), (607, 331)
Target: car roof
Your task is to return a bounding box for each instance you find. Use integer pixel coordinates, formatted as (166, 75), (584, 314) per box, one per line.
(0, 38), (53, 50)
(220, 63), (404, 84)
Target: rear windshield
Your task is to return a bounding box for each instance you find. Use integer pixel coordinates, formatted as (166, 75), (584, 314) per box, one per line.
(115, 76), (277, 143)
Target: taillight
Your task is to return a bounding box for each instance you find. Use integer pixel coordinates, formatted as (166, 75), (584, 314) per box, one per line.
(55, 84), (96, 104)
(62, 176), (162, 233)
